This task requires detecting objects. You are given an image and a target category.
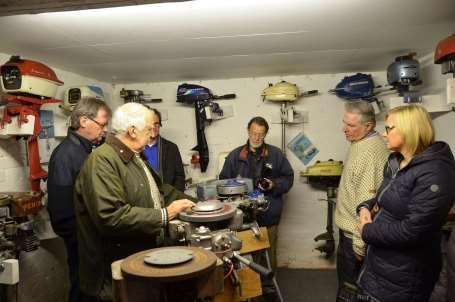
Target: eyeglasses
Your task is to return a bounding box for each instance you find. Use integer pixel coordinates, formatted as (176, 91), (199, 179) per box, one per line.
(249, 132), (266, 139)
(87, 117), (108, 129)
(384, 125), (395, 134)
(152, 123), (161, 129)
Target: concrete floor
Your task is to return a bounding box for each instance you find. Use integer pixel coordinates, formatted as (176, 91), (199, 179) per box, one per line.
(6, 238), (69, 302)
(276, 268), (337, 302)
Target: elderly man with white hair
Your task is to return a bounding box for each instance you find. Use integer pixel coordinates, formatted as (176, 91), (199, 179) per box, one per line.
(74, 102), (195, 301)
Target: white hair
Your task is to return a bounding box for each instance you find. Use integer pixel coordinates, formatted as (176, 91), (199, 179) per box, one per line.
(111, 102), (149, 134)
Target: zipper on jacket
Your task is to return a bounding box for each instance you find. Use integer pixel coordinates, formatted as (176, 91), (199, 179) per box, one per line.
(356, 164), (399, 293)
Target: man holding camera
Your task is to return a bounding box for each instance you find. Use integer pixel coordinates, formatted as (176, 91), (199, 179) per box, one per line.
(219, 116), (294, 273)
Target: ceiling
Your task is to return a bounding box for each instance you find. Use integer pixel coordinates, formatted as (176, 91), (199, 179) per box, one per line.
(0, 0), (454, 84)
(0, 0), (188, 16)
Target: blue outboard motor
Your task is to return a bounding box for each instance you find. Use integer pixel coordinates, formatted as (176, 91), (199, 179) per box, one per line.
(177, 83), (212, 104)
(330, 73), (376, 101)
(176, 83), (236, 172)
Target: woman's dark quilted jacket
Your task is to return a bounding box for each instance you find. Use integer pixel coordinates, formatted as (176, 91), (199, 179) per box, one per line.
(358, 142), (455, 302)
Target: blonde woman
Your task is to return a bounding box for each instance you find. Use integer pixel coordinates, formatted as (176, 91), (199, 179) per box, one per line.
(357, 105), (455, 302)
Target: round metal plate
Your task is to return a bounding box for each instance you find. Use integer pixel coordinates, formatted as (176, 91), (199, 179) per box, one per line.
(144, 248), (193, 266)
(192, 200), (223, 212)
(121, 246), (217, 282)
(179, 202), (237, 223)
(217, 180), (248, 195)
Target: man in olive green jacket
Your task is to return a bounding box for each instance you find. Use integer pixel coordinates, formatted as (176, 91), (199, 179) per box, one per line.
(74, 103), (195, 301)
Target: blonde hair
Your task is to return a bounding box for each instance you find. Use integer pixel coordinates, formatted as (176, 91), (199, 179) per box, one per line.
(386, 105), (434, 156)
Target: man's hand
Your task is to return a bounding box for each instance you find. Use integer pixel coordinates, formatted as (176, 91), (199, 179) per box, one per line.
(166, 199), (195, 220)
(358, 207), (373, 235)
(258, 178), (274, 192)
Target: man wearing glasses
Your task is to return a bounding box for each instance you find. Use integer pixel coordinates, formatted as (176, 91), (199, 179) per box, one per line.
(335, 101), (389, 302)
(143, 108), (186, 191)
(47, 97), (111, 302)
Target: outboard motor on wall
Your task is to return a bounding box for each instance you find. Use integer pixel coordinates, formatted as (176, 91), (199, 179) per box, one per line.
(0, 56), (63, 192)
(329, 73), (385, 113)
(329, 73), (376, 101)
(0, 55), (63, 98)
(177, 83), (214, 104)
(434, 34), (455, 106)
(387, 53), (422, 103)
(177, 84), (236, 172)
(435, 34), (455, 75)
(62, 85), (104, 112)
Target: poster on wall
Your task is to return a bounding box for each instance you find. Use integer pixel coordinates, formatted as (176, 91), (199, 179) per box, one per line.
(287, 131), (319, 165)
(38, 110), (57, 163)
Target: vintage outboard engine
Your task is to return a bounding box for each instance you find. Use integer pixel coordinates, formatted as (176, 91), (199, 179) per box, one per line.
(434, 34), (455, 106)
(169, 179), (268, 246)
(330, 73), (376, 101)
(434, 34), (455, 75)
(168, 178), (274, 300)
(0, 55), (63, 98)
(177, 84), (236, 172)
(62, 85), (104, 112)
(387, 53), (422, 102)
(301, 160), (344, 258)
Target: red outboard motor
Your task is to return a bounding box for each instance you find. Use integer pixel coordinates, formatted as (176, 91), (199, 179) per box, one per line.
(0, 56), (63, 192)
(0, 55), (63, 98)
(435, 34), (455, 75)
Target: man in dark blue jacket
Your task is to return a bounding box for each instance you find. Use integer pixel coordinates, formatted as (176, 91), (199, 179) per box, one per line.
(47, 97), (110, 302)
(219, 116), (294, 273)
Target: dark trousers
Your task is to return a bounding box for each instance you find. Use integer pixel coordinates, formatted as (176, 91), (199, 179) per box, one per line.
(429, 230), (451, 302)
(61, 232), (81, 302)
(336, 230), (363, 302)
(266, 225), (278, 272)
(251, 225), (279, 302)
(59, 229), (94, 302)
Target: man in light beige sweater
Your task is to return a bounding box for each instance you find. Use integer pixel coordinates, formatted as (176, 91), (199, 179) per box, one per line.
(335, 101), (389, 302)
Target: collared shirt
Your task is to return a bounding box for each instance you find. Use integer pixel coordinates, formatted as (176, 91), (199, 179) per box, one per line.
(134, 153), (167, 226)
(144, 142), (159, 170)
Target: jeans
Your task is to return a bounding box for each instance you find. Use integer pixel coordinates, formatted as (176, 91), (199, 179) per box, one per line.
(336, 230), (363, 302)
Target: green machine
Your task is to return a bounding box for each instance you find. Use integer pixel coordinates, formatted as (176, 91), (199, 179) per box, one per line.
(301, 160), (343, 258)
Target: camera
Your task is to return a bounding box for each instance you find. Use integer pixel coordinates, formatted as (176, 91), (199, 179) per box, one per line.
(257, 162), (273, 191)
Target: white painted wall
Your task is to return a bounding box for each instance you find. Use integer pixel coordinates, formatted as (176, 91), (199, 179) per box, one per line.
(1, 51), (454, 273)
